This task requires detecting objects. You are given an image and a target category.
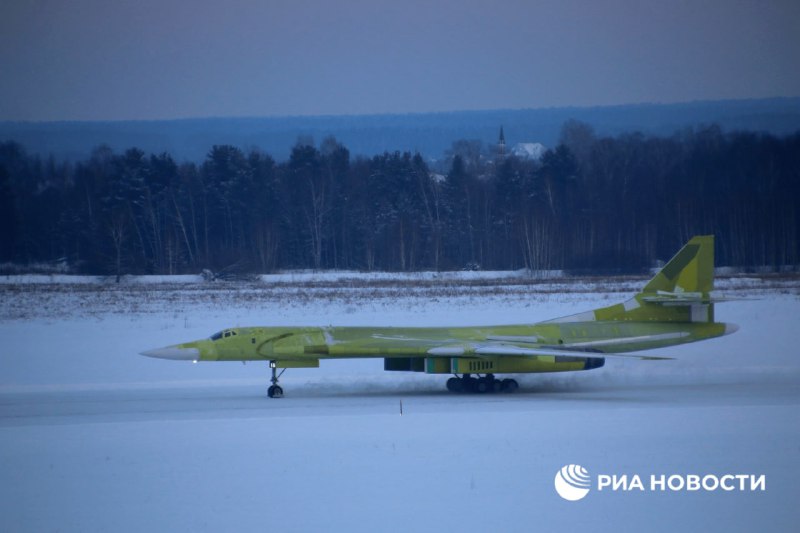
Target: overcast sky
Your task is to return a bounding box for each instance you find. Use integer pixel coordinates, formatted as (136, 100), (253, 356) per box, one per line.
(1, 0), (798, 121)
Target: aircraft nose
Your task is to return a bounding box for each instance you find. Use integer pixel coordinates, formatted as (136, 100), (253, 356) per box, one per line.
(140, 345), (200, 360)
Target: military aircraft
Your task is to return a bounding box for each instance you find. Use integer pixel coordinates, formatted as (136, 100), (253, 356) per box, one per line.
(141, 235), (738, 397)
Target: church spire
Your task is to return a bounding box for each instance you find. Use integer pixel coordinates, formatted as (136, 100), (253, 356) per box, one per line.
(498, 126), (506, 156)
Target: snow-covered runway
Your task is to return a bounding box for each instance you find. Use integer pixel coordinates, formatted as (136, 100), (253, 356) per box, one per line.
(1, 276), (798, 532)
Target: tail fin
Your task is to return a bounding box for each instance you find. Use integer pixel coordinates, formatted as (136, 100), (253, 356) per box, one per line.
(547, 235), (718, 323)
(643, 235), (714, 295)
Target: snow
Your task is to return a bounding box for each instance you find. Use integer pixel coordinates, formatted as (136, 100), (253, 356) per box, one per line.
(1, 276), (798, 532)
(1, 267), (781, 286)
(0, 269), (550, 286)
(0, 274), (205, 285)
(511, 142), (547, 160)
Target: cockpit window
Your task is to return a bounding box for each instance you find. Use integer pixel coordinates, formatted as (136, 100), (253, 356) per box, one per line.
(211, 329), (237, 341)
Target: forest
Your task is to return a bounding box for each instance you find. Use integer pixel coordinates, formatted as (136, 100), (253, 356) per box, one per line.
(1, 121), (798, 277)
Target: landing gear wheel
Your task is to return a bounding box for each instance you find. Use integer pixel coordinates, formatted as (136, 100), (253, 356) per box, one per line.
(462, 375), (478, 393)
(268, 385), (284, 398)
(446, 374), (515, 394)
(501, 378), (519, 393)
(446, 377), (463, 393)
(482, 374), (501, 394)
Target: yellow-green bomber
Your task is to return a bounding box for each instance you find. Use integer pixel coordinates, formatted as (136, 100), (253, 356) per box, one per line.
(141, 236), (738, 397)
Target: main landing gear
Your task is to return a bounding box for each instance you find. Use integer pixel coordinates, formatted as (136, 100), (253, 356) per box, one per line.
(268, 361), (285, 398)
(446, 373), (518, 394)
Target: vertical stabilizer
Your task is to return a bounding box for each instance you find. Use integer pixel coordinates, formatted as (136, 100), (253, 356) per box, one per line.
(643, 235), (714, 295)
(545, 235), (718, 323)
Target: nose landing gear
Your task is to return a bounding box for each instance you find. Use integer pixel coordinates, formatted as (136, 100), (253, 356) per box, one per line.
(268, 361), (285, 398)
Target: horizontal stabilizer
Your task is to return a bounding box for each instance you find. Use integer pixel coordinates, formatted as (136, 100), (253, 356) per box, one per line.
(641, 290), (743, 306)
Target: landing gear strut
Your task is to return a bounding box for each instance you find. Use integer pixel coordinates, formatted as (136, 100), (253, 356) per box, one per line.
(267, 361), (285, 398)
(446, 373), (518, 394)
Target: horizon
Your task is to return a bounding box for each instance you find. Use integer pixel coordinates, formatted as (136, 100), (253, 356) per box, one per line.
(2, 96), (798, 125)
(3, 97), (799, 164)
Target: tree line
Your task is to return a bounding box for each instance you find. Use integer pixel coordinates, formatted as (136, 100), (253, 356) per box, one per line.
(1, 122), (798, 277)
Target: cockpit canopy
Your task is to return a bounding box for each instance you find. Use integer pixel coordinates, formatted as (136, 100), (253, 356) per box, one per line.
(210, 329), (238, 341)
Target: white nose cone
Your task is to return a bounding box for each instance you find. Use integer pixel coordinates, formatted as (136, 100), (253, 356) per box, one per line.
(140, 346), (200, 360)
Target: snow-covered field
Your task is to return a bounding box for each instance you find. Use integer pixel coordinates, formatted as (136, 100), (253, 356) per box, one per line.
(1, 274), (798, 532)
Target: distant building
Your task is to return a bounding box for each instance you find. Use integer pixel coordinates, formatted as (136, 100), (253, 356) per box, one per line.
(495, 125), (546, 161)
(511, 142), (547, 160)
